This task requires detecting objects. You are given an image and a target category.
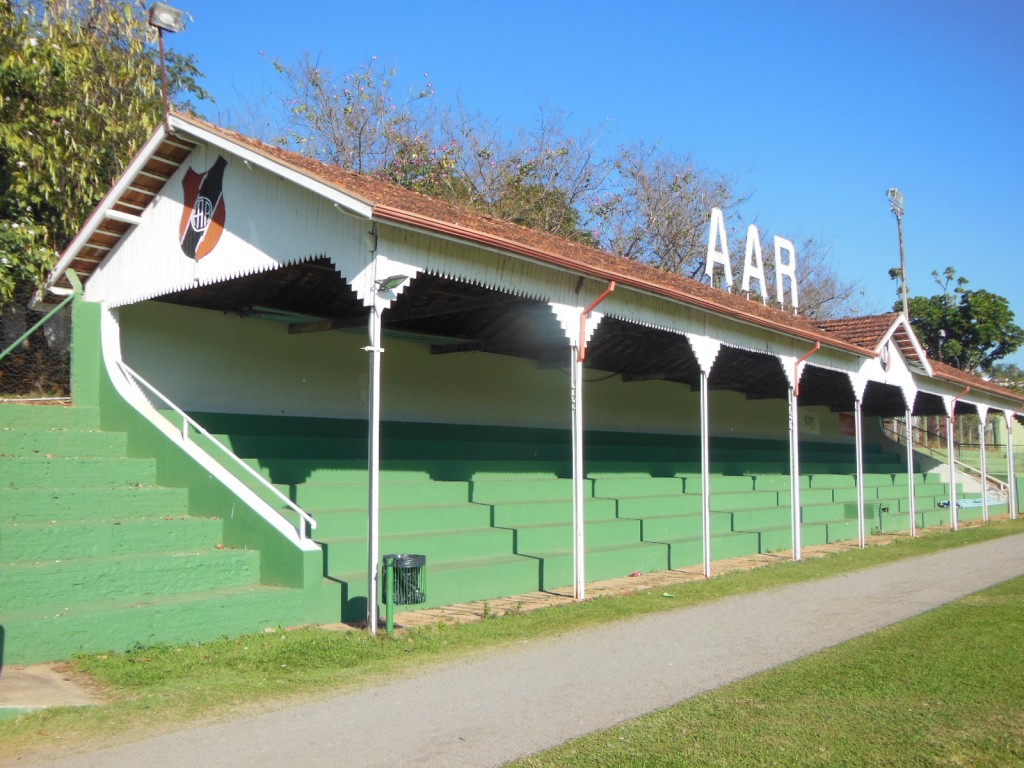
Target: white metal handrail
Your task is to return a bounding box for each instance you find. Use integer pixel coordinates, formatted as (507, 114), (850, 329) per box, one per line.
(116, 361), (317, 539)
(881, 419), (1009, 496)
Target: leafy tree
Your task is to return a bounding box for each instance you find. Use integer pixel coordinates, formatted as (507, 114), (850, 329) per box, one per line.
(272, 55), (860, 314)
(274, 54), (438, 178)
(988, 363), (1024, 394)
(0, 0), (207, 304)
(594, 142), (743, 277)
(902, 267), (1024, 373)
(437, 106), (606, 244)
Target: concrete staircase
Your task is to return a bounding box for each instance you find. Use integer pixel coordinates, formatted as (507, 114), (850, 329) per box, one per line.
(0, 403), (305, 664)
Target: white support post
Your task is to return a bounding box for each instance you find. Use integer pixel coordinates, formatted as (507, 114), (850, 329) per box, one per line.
(979, 415), (989, 523)
(788, 386), (802, 561)
(947, 415), (959, 531)
(1008, 414), (1018, 520)
(905, 409), (917, 537)
(366, 305), (383, 633)
(699, 370), (712, 578)
(854, 399), (866, 547)
(571, 343), (586, 600)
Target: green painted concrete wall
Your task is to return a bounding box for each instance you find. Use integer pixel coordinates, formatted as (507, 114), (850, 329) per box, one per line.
(118, 300), (856, 446)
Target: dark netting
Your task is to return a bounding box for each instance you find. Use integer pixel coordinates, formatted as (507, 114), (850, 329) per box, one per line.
(0, 296), (72, 401)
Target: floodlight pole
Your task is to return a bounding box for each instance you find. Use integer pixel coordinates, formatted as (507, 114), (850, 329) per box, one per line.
(888, 188), (909, 318)
(148, 3), (185, 134)
(157, 30), (171, 133)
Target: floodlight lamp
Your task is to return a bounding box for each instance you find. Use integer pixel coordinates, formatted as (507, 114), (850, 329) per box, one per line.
(886, 187), (904, 216)
(375, 275), (409, 292)
(148, 2), (184, 33)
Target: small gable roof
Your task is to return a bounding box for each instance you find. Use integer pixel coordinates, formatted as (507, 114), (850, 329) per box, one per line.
(819, 312), (931, 374)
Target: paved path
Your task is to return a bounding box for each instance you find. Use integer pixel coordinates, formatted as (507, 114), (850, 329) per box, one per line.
(20, 534), (1024, 768)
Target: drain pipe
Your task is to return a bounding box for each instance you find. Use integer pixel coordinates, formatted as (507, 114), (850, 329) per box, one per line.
(947, 386), (970, 531)
(793, 342), (820, 397)
(578, 281), (615, 363)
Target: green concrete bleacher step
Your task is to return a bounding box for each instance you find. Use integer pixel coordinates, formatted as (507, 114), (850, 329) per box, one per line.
(0, 485), (190, 522)
(308, 502), (493, 539)
(709, 490), (783, 511)
(510, 517), (643, 553)
(1, 428), (128, 457)
(2, 585), (305, 665)
(490, 497), (618, 527)
(3, 456), (158, 488)
(321, 526), (515, 567)
(821, 519), (860, 543)
(268, 477), (470, 508)
(877, 510), (913, 533)
(0, 548), (263, 612)
(335, 554), (543, 617)
(637, 510), (732, 540)
(471, 477), (583, 503)
(530, 541), (670, 589)
(591, 476), (685, 497)
(800, 502), (877, 523)
(0, 404), (100, 430)
(1, 516), (223, 562)
(662, 530), (762, 569)
(751, 474), (810, 491)
(612, 494), (703, 518)
(729, 506), (792, 531)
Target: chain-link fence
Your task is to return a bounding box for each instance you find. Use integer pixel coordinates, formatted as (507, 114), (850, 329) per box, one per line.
(0, 296), (72, 401)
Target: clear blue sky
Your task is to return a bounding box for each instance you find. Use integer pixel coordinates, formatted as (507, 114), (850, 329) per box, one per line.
(168, 0), (1024, 367)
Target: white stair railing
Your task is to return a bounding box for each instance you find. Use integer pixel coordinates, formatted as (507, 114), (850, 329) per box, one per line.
(116, 361), (317, 540)
(881, 418), (1009, 499)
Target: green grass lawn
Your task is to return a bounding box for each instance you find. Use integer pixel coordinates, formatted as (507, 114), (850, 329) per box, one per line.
(508, 574), (1024, 767)
(2, 521), (1022, 763)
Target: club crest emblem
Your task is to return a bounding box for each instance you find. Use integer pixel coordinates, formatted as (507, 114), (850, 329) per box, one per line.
(880, 341), (891, 371)
(179, 155), (227, 260)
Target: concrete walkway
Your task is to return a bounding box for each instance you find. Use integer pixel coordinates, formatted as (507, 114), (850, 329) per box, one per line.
(12, 533), (1024, 768)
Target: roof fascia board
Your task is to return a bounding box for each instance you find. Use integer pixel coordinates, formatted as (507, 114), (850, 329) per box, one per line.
(169, 115), (373, 221)
(883, 315), (933, 375)
(45, 124), (172, 293)
(914, 371), (1024, 411)
(374, 208), (874, 360)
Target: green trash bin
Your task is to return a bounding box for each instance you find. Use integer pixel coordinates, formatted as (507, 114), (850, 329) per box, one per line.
(382, 553), (427, 633)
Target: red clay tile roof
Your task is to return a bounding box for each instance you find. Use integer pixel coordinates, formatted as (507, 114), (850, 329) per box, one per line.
(47, 113), (1024, 409)
(170, 113), (874, 357)
(926, 358), (1018, 404)
(818, 313), (900, 349)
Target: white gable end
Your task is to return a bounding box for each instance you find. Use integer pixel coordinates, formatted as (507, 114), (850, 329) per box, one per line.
(85, 143), (371, 307)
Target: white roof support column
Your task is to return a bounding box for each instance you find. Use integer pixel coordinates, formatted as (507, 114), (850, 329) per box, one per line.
(687, 334), (721, 578)
(945, 388), (969, 532)
(848, 374), (868, 549)
(570, 344), (586, 599)
(349, 246), (420, 634)
(906, 407), (917, 537)
(788, 384), (802, 560)
(854, 398), (866, 548)
(782, 344), (819, 562)
(976, 405), (990, 523)
(366, 303), (383, 632)
(550, 296), (609, 601)
(1007, 410), (1020, 520)
(947, 411), (959, 531)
